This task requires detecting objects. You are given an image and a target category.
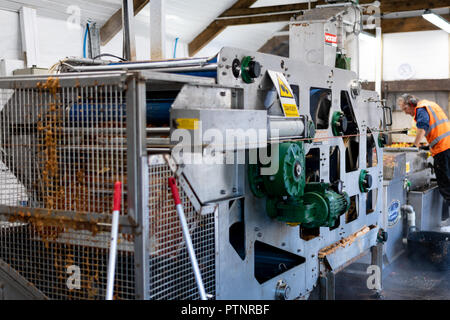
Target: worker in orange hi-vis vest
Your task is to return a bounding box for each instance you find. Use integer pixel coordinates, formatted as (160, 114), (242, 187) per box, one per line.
(397, 94), (450, 218)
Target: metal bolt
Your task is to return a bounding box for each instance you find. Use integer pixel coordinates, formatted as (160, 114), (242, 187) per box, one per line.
(220, 190), (226, 195)
(275, 280), (290, 300)
(257, 232), (262, 237)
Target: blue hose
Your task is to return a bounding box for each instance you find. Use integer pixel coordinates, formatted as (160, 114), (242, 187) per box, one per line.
(83, 23), (90, 58)
(173, 37), (179, 58)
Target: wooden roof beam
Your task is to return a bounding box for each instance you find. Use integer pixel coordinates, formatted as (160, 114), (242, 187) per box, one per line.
(382, 14), (450, 33)
(221, 0), (450, 18)
(190, 0), (450, 56)
(188, 0), (259, 57)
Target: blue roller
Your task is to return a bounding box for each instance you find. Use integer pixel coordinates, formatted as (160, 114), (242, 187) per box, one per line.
(69, 98), (174, 125)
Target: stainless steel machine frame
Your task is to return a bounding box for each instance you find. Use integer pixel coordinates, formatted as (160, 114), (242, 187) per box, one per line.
(0, 43), (385, 299)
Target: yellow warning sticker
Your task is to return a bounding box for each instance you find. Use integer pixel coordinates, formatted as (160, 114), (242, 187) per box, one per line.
(176, 118), (199, 130)
(267, 70), (299, 118)
(282, 103), (300, 118)
(406, 162), (410, 173)
(278, 75), (293, 98)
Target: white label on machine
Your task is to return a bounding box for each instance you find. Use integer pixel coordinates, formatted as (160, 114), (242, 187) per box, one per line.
(267, 70), (300, 118)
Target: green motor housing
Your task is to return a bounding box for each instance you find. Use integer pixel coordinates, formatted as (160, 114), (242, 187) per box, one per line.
(267, 183), (350, 227)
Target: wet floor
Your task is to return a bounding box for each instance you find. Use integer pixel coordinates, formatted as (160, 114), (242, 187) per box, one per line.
(333, 252), (450, 300)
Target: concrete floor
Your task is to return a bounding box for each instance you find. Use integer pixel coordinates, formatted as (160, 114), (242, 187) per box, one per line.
(333, 252), (450, 300)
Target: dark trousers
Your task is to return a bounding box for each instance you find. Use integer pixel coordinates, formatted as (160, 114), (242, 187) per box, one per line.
(434, 148), (450, 220)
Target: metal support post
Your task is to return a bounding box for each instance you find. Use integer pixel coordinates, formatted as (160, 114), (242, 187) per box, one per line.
(127, 74), (149, 299)
(122, 0), (137, 61)
(370, 243), (384, 292)
(319, 258), (335, 300)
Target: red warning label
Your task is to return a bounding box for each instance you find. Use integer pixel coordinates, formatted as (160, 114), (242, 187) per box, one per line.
(325, 33), (337, 45)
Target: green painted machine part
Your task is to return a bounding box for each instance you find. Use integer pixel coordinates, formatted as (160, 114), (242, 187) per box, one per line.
(249, 141), (350, 227)
(269, 183), (350, 227)
(248, 163), (266, 198)
(306, 120), (316, 143)
(263, 142), (305, 198)
(336, 53), (351, 70)
(359, 169), (373, 193)
(331, 111), (347, 136)
(241, 56), (261, 83)
(378, 133), (388, 148)
(248, 142), (306, 198)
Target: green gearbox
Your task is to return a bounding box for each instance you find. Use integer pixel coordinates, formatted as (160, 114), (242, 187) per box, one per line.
(249, 141), (350, 227)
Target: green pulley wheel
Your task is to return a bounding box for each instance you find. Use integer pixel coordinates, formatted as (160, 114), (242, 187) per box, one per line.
(359, 169), (372, 193)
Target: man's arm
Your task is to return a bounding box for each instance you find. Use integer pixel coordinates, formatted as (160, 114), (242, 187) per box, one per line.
(414, 108), (429, 148)
(414, 128), (426, 148)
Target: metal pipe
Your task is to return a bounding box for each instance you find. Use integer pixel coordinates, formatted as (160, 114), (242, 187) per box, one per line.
(402, 204), (417, 232)
(122, 0), (137, 61)
(375, 26), (382, 98)
(144, 64), (218, 73)
(269, 117), (305, 139)
(64, 57), (112, 65)
(71, 57), (216, 72)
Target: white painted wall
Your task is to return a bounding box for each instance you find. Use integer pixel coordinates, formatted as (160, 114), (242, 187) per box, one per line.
(359, 30), (450, 82)
(37, 15), (84, 67)
(102, 30), (189, 61)
(358, 35), (377, 81)
(383, 30), (450, 81)
(0, 10), (22, 61)
(0, 8), (84, 68)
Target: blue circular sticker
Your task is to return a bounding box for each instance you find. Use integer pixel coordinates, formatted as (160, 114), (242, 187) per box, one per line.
(388, 200), (401, 227)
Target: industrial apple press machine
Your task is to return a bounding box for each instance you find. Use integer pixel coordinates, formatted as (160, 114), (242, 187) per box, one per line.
(0, 3), (389, 300)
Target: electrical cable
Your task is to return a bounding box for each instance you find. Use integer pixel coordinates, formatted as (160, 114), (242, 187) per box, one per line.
(92, 53), (127, 61)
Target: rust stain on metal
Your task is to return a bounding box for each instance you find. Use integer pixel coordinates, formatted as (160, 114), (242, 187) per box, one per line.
(318, 226), (371, 259)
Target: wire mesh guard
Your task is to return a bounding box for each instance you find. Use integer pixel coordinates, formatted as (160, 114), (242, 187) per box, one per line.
(0, 223), (135, 299)
(148, 156), (216, 300)
(0, 79), (127, 213)
(0, 78), (133, 299)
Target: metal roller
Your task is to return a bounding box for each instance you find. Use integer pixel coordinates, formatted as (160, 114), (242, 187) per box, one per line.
(269, 117), (305, 139)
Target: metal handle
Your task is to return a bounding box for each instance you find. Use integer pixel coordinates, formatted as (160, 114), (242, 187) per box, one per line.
(168, 177), (207, 300)
(383, 105), (393, 127)
(106, 181), (122, 300)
